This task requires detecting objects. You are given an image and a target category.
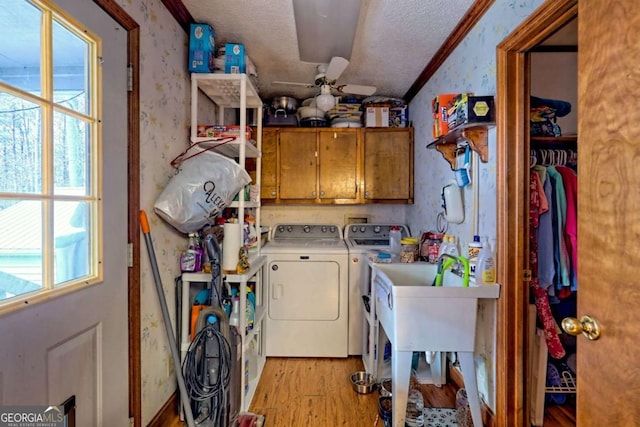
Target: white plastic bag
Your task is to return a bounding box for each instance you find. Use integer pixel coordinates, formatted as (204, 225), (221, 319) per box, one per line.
(154, 144), (251, 233)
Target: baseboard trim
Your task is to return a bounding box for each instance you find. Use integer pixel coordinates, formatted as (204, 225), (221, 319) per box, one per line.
(147, 392), (179, 427)
(448, 362), (496, 427)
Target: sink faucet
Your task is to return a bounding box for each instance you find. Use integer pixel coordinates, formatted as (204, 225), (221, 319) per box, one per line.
(434, 254), (470, 287)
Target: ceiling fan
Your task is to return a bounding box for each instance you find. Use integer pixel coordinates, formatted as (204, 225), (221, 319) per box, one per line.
(273, 56), (377, 98)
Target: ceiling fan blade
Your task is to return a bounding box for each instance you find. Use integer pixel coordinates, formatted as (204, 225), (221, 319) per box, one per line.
(335, 84), (377, 96)
(325, 56), (349, 81)
(272, 81), (315, 88)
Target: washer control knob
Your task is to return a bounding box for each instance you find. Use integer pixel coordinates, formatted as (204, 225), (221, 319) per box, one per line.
(374, 226), (381, 233)
(330, 226), (336, 233)
(321, 226), (328, 233)
(360, 226), (366, 232)
(277, 225), (284, 233)
(351, 225), (358, 233)
(286, 225), (293, 233)
(303, 225), (311, 233)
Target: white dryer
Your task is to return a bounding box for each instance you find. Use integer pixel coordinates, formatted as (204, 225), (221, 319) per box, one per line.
(262, 224), (348, 357)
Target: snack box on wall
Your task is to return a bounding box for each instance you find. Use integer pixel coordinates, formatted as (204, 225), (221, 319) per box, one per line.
(225, 43), (246, 74)
(447, 94), (495, 131)
(188, 23), (216, 73)
(197, 125), (252, 140)
(431, 93), (460, 138)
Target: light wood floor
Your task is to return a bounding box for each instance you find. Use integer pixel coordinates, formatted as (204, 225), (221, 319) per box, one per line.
(249, 356), (457, 426)
(164, 356), (575, 426)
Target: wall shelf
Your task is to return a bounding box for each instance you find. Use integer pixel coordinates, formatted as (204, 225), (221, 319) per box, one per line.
(426, 123), (494, 169)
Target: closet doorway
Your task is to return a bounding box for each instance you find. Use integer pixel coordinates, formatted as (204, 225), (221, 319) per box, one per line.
(496, 1), (640, 426)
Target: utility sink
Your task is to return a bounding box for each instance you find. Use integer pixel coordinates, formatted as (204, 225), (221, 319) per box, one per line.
(372, 262), (500, 352)
(371, 262), (500, 427)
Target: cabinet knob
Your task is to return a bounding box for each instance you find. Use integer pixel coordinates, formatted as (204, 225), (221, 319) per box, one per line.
(365, 191), (370, 197)
(320, 191), (325, 196)
(271, 191), (276, 196)
(312, 191), (317, 197)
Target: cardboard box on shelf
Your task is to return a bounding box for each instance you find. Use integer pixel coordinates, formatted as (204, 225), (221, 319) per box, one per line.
(365, 106), (390, 127)
(447, 94), (495, 131)
(225, 43), (246, 74)
(197, 125), (252, 140)
(188, 23), (216, 73)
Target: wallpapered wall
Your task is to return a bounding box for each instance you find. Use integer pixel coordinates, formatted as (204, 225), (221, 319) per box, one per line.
(116, 0), (548, 422)
(407, 0), (545, 408)
(113, 0), (193, 423)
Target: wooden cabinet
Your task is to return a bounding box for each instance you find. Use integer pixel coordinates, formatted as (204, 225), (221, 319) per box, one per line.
(262, 127), (412, 204)
(318, 129), (359, 201)
(260, 128), (277, 201)
(279, 129), (318, 200)
(362, 128), (414, 202)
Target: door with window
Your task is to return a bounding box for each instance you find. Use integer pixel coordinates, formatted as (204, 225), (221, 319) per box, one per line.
(0, 0), (129, 424)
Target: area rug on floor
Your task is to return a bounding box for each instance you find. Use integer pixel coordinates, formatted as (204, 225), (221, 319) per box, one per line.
(423, 407), (458, 426)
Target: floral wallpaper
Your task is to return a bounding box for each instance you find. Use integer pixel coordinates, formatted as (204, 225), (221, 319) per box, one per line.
(407, 0), (545, 409)
(114, 0), (548, 421)
(113, 0), (194, 423)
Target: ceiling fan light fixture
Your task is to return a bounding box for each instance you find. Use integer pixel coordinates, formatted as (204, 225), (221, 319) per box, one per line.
(292, 0), (362, 63)
(315, 85), (336, 112)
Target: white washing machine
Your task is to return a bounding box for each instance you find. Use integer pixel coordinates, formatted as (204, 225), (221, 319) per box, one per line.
(344, 224), (409, 359)
(262, 224), (348, 357)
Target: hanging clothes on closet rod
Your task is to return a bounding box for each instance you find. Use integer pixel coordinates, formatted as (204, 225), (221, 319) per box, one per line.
(529, 148), (577, 168)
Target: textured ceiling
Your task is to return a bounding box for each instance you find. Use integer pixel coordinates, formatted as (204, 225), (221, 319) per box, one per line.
(181, 0), (476, 103)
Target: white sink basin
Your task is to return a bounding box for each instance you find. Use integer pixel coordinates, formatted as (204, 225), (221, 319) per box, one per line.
(373, 262), (500, 352)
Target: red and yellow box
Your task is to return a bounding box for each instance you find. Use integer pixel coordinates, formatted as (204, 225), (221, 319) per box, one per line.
(432, 93), (465, 138)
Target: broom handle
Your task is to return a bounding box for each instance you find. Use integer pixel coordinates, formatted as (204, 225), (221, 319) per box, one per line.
(140, 211), (196, 427)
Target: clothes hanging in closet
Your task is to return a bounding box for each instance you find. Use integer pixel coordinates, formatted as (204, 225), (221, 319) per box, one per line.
(529, 172), (565, 359)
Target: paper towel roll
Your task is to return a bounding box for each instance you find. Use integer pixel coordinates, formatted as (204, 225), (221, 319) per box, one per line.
(222, 223), (241, 273)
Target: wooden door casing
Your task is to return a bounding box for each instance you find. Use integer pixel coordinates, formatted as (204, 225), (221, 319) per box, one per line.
(497, 0), (640, 426)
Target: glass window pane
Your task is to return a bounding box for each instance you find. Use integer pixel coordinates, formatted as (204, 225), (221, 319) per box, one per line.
(0, 91), (42, 194)
(53, 20), (89, 115)
(0, 199), (43, 301)
(0, 0), (42, 96)
(53, 111), (89, 195)
(54, 200), (90, 285)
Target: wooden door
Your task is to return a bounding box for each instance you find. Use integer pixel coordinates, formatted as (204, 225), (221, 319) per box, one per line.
(574, 1), (640, 424)
(363, 128), (414, 201)
(278, 129), (317, 200)
(261, 128), (277, 201)
(318, 129), (359, 201)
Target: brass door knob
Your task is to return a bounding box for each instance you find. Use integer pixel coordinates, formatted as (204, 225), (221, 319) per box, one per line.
(561, 315), (601, 340)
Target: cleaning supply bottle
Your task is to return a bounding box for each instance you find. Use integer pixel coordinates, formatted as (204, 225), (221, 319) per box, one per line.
(446, 235), (459, 256)
(468, 235), (482, 278)
(389, 226), (402, 260)
(229, 296), (240, 329)
(246, 286), (255, 332)
(476, 236), (496, 285)
(437, 234), (450, 259)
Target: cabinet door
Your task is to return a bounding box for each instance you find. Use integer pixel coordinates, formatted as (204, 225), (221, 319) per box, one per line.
(261, 128), (278, 200)
(363, 128), (414, 201)
(319, 129), (359, 201)
(279, 129), (318, 200)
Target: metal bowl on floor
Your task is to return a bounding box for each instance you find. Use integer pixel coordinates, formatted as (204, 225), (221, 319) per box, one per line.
(350, 371), (376, 394)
